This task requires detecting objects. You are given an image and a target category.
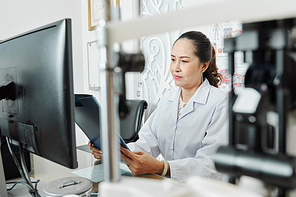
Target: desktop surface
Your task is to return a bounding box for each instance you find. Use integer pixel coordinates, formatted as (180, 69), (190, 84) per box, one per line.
(7, 149), (164, 196)
(9, 150), (263, 197)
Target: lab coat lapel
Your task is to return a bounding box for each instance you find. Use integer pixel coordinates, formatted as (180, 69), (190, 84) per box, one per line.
(168, 88), (181, 123)
(179, 79), (211, 119)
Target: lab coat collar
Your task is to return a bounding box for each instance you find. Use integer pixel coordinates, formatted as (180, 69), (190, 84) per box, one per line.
(168, 79), (211, 121)
(189, 79), (211, 105)
(167, 79), (211, 104)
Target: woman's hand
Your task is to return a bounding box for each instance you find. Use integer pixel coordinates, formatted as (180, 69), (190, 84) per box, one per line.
(88, 141), (102, 159)
(120, 146), (167, 176)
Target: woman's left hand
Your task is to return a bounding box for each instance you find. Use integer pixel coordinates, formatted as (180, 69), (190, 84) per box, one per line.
(120, 146), (163, 175)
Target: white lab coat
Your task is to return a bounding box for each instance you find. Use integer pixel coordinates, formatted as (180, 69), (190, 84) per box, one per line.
(128, 79), (229, 182)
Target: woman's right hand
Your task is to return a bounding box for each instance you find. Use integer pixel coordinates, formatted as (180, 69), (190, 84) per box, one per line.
(88, 141), (102, 159)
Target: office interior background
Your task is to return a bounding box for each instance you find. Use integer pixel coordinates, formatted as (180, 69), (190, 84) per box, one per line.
(1, 0), (296, 162)
(1, 0), (296, 196)
(0, 0), (225, 146)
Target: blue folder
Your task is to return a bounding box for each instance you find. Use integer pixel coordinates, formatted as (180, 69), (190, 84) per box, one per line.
(74, 94), (130, 151)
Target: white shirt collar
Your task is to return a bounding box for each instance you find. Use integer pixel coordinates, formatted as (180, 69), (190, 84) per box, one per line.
(168, 79), (211, 106)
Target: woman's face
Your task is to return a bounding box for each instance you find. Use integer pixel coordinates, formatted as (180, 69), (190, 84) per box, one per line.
(170, 38), (206, 91)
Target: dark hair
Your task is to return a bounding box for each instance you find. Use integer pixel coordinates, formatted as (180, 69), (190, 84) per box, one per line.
(174, 31), (223, 88)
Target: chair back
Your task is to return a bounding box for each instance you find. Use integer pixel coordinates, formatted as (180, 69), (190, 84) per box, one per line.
(120, 100), (148, 143)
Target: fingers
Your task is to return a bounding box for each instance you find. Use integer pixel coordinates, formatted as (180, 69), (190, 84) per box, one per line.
(120, 152), (128, 163)
(120, 147), (134, 168)
(132, 151), (145, 156)
(120, 146), (133, 158)
(88, 141), (101, 152)
(92, 149), (102, 159)
(88, 141), (102, 159)
(119, 149), (150, 175)
(120, 150), (132, 162)
(93, 152), (102, 159)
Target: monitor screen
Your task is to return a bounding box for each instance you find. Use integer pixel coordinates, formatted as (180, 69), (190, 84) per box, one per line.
(0, 18), (78, 169)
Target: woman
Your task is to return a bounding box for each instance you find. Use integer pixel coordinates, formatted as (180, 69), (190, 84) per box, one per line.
(89, 31), (228, 182)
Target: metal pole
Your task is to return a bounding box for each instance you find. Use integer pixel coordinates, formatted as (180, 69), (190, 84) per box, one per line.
(228, 51), (235, 147)
(97, 0), (121, 182)
(276, 49), (287, 197)
(132, 0), (141, 53)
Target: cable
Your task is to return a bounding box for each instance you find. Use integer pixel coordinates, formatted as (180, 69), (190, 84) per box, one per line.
(5, 138), (27, 183)
(19, 144), (40, 197)
(19, 145), (33, 186)
(6, 182), (18, 191)
(5, 137), (41, 197)
(6, 137), (39, 196)
(6, 180), (40, 191)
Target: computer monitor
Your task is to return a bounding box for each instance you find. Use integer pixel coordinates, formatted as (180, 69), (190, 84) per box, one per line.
(0, 18), (78, 195)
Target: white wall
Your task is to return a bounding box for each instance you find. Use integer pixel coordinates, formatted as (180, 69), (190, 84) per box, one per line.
(80, 0), (137, 101)
(0, 0), (87, 145)
(0, 0), (139, 147)
(0, 0), (84, 93)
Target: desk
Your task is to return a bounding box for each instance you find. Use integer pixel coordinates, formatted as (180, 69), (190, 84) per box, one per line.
(7, 149), (96, 196)
(32, 150), (96, 184)
(8, 149), (265, 197)
(30, 149), (163, 194)
(6, 149), (163, 196)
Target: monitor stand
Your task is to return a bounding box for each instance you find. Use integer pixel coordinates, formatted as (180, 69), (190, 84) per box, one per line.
(0, 83), (15, 196)
(0, 137), (8, 197)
